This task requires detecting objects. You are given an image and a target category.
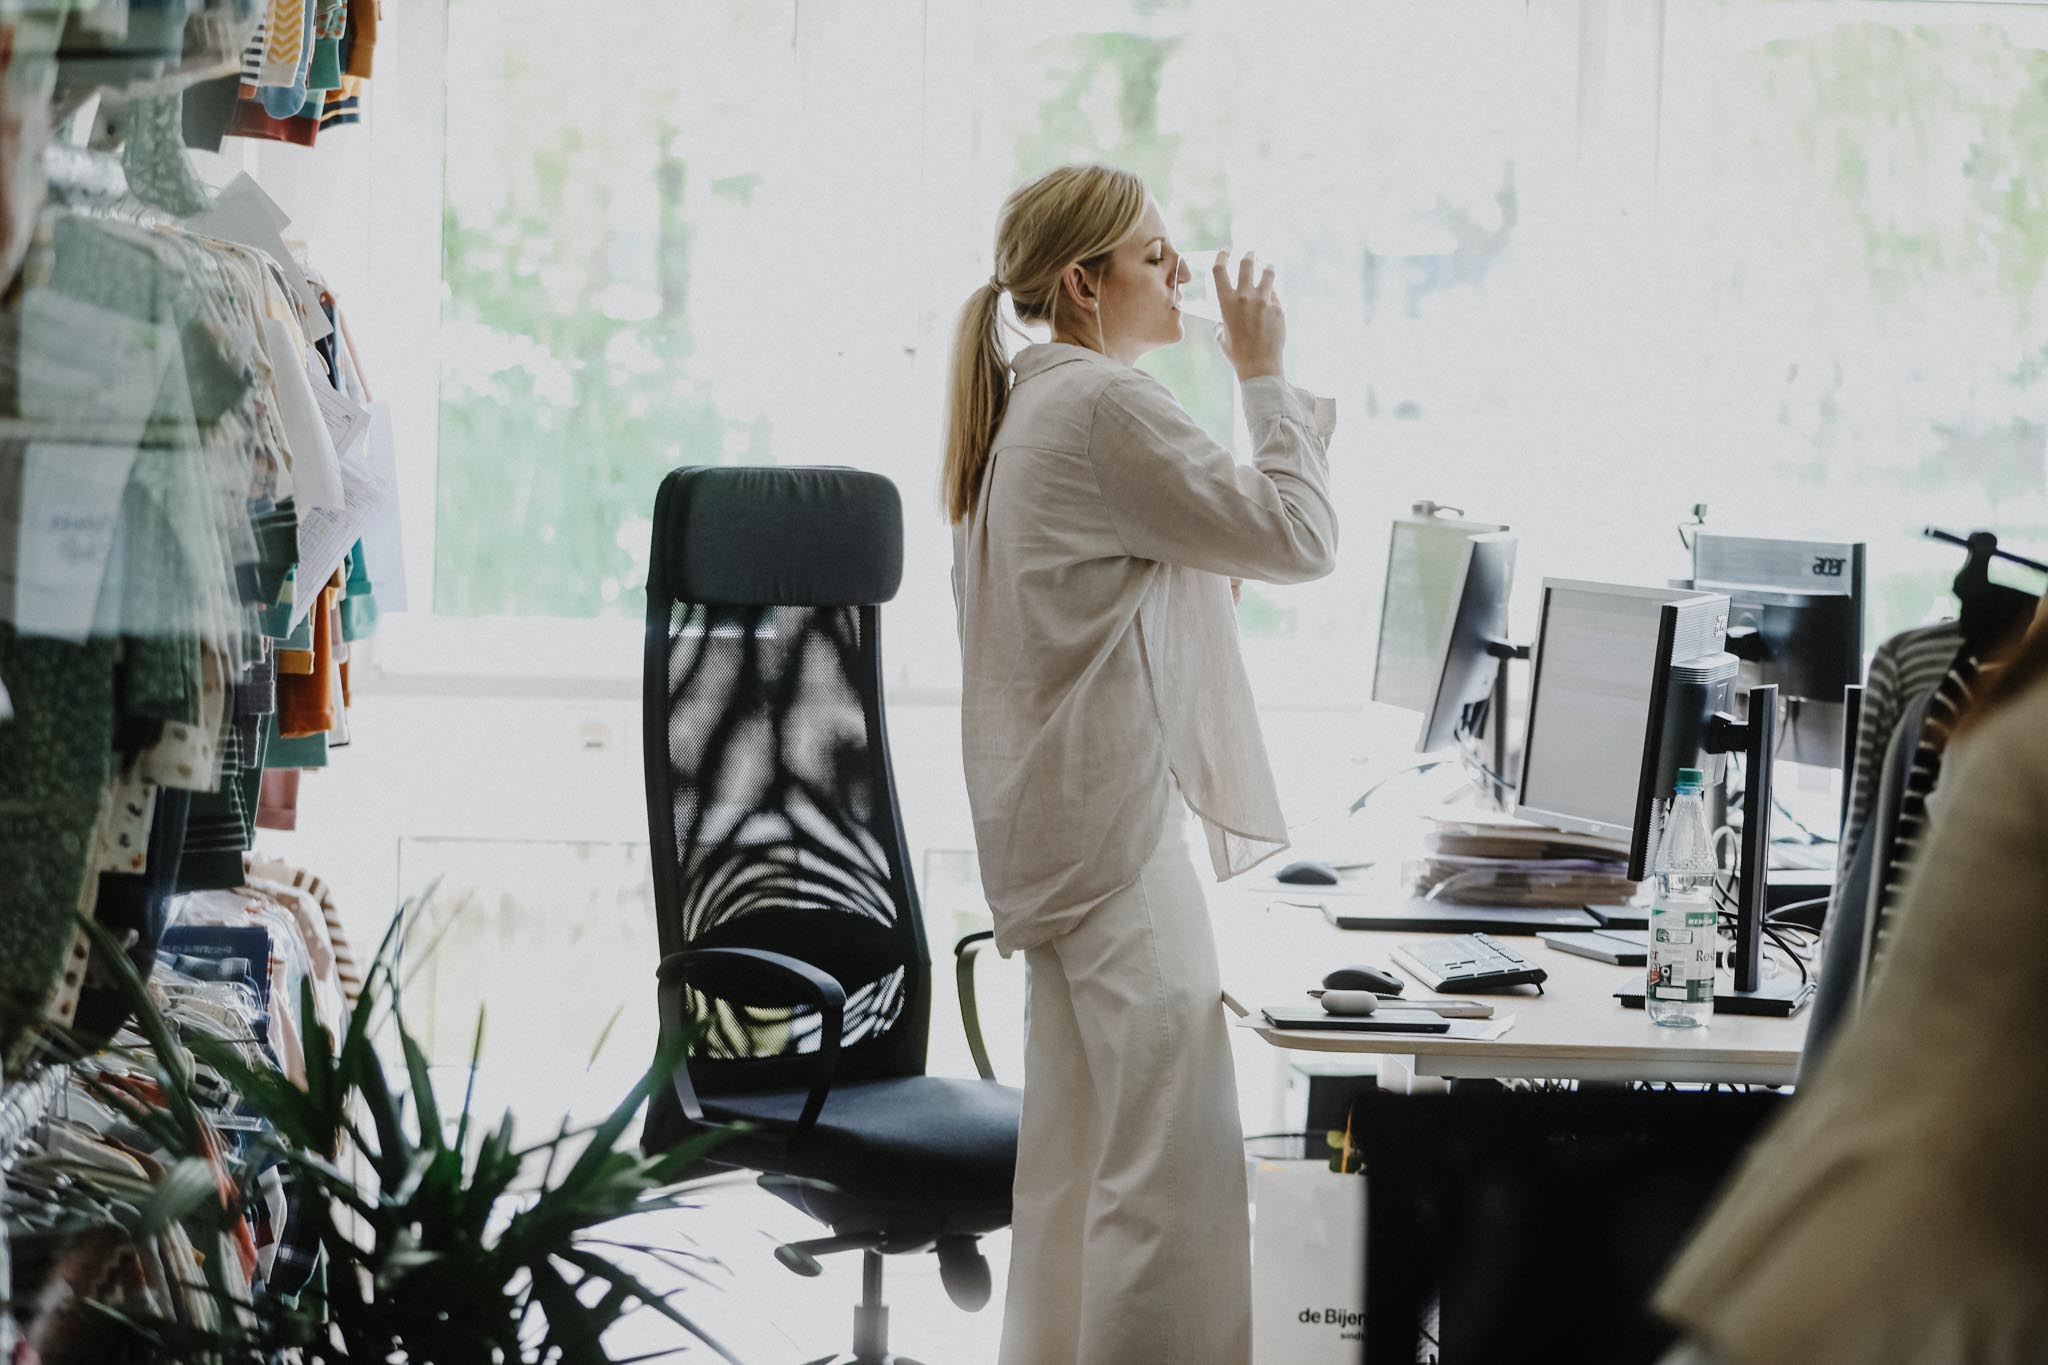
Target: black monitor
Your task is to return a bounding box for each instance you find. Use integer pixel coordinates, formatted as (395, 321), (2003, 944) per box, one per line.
(1688, 532), (1866, 768)
(1372, 514), (1513, 754)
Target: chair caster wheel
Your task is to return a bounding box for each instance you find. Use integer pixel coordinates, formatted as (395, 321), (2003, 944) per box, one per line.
(776, 1243), (824, 1277)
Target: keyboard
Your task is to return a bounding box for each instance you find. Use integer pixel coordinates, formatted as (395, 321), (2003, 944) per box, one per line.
(1391, 933), (1548, 993)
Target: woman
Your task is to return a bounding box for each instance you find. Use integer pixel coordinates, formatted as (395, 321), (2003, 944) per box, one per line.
(1655, 593), (2048, 1364)
(945, 164), (1338, 1364)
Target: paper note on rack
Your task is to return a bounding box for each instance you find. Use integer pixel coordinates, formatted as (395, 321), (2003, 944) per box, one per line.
(14, 443), (139, 643)
(189, 174), (332, 341)
(292, 424), (395, 633)
(312, 374), (372, 462)
(264, 319), (344, 512)
(352, 403), (408, 612)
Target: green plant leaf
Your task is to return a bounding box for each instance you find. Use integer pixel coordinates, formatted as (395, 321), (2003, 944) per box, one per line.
(135, 1156), (223, 1237)
(557, 1247), (746, 1365)
(400, 1026), (444, 1149)
(453, 1004), (487, 1160)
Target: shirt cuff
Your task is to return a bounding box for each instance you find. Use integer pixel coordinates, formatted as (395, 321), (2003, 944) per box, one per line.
(1239, 376), (1336, 443)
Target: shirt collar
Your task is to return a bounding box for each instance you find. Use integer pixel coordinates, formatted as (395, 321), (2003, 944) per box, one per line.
(1011, 341), (1121, 383)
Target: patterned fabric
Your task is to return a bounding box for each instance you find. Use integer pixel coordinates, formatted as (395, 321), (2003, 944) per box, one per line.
(1837, 620), (1965, 873)
(1866, 652), (1979, 984)
(1822, 619), (1965, 966)
(120, 93), (210, 217)
(318, 89), (361, 131)
(258, 0), (308, 88)
(0, 629), (118, 1063)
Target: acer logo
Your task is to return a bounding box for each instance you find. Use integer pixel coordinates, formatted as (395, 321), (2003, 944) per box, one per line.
(1812, 556), (1846, 578)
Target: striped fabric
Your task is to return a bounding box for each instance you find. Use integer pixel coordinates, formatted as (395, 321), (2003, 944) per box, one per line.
(240, 19), (265, 82)
(1837, 620), (1965, 873)
(319, 91), (361, 130)
(1867, 655), (1979, 982)
(244, 856), (365, 1005)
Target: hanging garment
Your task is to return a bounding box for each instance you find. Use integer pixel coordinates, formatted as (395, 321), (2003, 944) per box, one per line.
(1838, 620), (1965, 874)
(1657, 680), (2048, 1365)
(1866, 653), (1980, 985)
(0, 630), (118, 1061)
(1823, 619), (1964, 966)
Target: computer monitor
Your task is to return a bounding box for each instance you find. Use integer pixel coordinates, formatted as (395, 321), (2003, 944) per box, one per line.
(1515, 580), (1731, 876)
(1372, 515), (1512, 753)
(1688, 532), (1866, 768)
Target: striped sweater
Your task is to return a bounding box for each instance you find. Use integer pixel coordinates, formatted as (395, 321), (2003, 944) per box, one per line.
(1867, 654), (1979, 983)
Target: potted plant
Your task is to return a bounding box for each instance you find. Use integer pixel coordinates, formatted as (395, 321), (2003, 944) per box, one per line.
(16, 915), (744, 1364)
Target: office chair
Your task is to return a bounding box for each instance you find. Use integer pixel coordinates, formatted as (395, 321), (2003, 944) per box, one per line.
(638, 466), (1022, 1364)
(1356, 1087), (1786, 1365)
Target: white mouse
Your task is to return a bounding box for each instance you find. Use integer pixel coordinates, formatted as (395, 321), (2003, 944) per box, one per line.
(1316, 989), (1382, 1016)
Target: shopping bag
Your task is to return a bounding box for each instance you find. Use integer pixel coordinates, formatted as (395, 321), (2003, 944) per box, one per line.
(1248, 1144), (1368, 1363)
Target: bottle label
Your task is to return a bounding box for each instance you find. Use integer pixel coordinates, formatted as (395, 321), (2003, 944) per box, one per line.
(1647, 908), (1717, 1004)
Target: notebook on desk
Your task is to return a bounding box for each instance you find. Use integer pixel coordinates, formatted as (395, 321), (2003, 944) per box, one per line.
(1317, 899), (1600, 935)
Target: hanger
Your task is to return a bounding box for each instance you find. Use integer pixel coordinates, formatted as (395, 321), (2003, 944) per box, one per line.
(1926, 528), (2043, 655)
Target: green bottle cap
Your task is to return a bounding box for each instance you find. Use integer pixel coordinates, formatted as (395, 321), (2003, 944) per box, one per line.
(1675, 767), (1705, 788)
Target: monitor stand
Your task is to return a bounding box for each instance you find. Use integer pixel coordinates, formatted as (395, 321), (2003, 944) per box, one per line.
(1614, 975), (1814, 1017)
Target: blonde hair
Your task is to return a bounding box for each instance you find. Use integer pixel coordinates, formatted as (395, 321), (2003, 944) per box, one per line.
(942, 164), (1148, 523)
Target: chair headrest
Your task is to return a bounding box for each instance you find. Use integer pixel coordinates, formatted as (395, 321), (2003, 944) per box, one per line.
(650, 465), (904, 607)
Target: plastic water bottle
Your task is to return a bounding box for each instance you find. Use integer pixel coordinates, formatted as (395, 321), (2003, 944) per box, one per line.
(1646, 768), (1717, 1028)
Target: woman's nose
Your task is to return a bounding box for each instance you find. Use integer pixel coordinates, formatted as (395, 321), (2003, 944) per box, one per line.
(1176, 258), (1191, 284)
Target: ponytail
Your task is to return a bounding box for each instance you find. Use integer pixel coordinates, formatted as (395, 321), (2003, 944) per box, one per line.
(943, 281), (1010, 523)
(942, 164), (1148, 523)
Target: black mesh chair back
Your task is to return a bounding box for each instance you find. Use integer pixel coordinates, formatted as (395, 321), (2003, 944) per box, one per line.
(641, 465), (929, 1103)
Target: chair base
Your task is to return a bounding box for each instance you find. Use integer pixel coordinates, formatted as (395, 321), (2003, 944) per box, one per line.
(783, 1242), (985, 1364)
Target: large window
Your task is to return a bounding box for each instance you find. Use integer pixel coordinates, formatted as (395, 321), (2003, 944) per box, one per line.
(423, 0), (2046, 697)
(1658, 0), (2048, 629)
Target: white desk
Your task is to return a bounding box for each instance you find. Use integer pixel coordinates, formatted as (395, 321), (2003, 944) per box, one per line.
(1216, 906), (1810, 1092)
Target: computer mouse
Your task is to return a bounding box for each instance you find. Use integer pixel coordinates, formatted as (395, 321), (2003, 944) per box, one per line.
(1276, 859), (1340, 885)
(1317, 990), (1381, 1016)
(1323, 964), (1405, 996)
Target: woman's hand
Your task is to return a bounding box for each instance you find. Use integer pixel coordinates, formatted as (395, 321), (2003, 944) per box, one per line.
(1213, 251), (1286, 382)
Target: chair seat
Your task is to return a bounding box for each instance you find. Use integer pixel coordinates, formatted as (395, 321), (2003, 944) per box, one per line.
(652, 1075), (1022, 1224)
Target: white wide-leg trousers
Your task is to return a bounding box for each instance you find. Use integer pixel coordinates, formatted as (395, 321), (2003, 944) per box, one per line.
(997, 803), (1252, 1365)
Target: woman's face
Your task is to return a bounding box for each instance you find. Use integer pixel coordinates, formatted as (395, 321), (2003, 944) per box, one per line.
(1070, 197), (1193, 363)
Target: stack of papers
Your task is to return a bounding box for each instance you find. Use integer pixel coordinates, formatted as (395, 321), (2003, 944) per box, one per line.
(1406, 808), (1641, 907)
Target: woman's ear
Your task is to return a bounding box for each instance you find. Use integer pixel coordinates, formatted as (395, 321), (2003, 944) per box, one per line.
(1062, 262), (1100, 312)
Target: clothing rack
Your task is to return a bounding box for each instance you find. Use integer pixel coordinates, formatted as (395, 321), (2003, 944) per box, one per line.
(1923, 526), (2048, 575)
(1925, 527), (2043, 653)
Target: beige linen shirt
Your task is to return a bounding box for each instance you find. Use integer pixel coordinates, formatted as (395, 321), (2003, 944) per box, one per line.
(952, 342), (1337, 953)
(1655, 679), (2048, 1364)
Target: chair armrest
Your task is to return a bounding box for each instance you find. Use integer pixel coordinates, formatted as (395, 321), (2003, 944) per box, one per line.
(656, 947), (846, 1143)
(954, 930), (999, 1082)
